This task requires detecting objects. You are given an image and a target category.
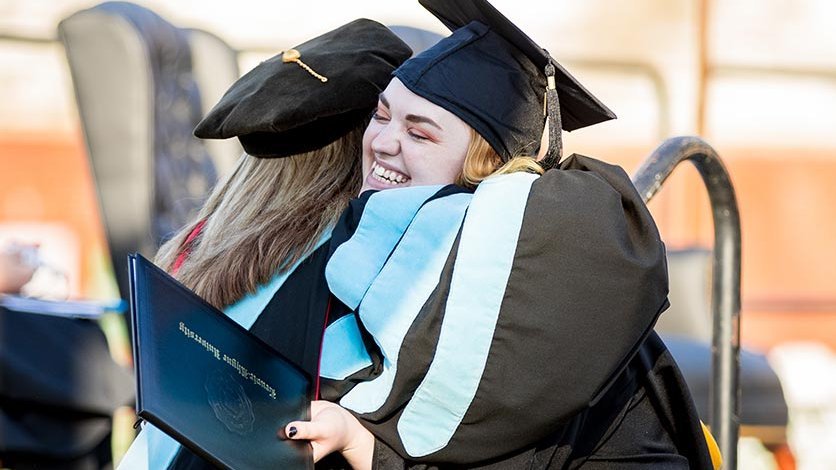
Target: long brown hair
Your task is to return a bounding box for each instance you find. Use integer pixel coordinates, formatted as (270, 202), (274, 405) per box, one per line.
(155, 124), (364, 309)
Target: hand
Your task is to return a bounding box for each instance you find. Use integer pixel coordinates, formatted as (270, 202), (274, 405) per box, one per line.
(0, 242), (39, 294)
(283, 400), (374, 470)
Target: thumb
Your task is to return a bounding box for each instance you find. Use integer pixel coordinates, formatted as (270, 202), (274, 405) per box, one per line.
(282, 420), (325, 441)
(281, 421), (330, 463)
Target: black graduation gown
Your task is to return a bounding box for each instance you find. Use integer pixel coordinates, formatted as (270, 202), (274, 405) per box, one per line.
(367, 332), (712, 469)
(318, 155), (714, 469)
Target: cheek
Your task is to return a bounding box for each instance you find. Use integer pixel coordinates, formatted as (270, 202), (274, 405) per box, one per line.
(439, 151), (468, 182)
(434, 139), (470, 183)
(406, 146), (468, 185)
(361, 125), (378, 174)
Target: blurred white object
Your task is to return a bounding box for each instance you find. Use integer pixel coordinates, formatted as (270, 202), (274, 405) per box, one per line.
(0, 241), (40, 293)
(0, 223), (79, 298)
(769, 342), (836, 409)
(738, 436), (778, 470)
(19, 263), (70, 300)
(769, 342), (836, 470)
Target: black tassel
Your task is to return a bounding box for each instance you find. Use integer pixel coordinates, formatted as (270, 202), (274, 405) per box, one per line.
(539, 61), (563, 170)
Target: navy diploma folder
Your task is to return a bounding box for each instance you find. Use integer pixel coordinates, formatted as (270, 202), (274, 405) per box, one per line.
(128, 254), (313, 469)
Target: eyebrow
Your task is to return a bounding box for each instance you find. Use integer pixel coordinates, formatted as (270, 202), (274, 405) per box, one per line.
(378, 93), (442, 131)
(405, 113), (442, 130)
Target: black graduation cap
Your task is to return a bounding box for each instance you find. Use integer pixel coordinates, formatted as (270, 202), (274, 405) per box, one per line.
(393, 0), (616, 165)
(194, 19), (412, 158)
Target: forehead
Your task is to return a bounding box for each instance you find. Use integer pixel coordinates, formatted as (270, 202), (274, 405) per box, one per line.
(381, 78), (469, 129)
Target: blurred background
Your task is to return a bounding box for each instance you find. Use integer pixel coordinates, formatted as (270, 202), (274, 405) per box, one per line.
(1, 0), (835, 469)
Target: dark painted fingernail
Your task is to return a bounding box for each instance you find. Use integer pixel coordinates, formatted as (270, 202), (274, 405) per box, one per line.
(288, 426), (297, 438)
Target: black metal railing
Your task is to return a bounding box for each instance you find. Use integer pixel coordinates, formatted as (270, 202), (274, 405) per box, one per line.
(633, 136), (742, 469)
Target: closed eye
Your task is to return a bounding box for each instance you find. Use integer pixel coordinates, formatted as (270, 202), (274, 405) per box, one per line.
(408, 130), (429, 141)
(374, 95), (392, 123)
(372, 110), (390, 123)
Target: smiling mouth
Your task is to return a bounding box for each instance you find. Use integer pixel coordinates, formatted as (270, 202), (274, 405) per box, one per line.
(371, 161), (410, 185)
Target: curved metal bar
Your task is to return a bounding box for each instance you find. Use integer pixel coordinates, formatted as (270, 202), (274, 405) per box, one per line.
(632, 136), (742, 469)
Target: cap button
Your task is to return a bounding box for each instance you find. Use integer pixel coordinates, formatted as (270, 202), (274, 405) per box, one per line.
(282, 49), (301, 62)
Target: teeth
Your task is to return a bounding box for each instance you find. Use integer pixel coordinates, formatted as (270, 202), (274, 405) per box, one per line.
(371, 161), (410, 185)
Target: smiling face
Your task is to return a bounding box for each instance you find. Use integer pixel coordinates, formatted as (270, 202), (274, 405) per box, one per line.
(359, 78), (472, 194)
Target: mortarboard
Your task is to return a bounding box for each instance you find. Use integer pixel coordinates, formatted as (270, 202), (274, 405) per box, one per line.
(393, 0), (616, 166)
(194, 19), (412, 158)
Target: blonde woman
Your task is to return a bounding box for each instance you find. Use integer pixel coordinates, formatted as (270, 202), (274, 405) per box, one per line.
(285, 1), (717, 469)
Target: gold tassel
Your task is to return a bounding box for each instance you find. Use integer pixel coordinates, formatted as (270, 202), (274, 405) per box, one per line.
(282, 49), (328, 83)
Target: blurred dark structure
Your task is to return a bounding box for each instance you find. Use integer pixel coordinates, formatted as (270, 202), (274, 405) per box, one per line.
(0, 306), (135, 469)
(661, 248), (789, 448)
(58, 1), (240, 300)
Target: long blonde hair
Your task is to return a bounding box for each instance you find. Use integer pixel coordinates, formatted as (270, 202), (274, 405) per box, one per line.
(155, 125), (363, 309)
(458, 129), (543, 187)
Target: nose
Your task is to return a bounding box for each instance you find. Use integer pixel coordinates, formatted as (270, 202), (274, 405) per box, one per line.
(370, 121), (400, 157)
